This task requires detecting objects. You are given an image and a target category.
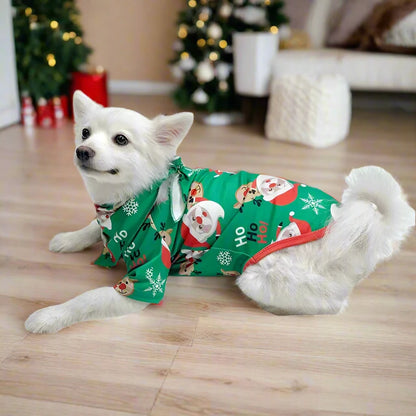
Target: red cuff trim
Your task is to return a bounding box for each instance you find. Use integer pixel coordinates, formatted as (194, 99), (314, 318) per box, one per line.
(243, 227), (327, 270)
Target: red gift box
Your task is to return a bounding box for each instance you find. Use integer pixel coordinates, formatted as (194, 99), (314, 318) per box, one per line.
(36, 98), (54, 128)
(50, 96), (65, 127)
(59, 95), (69, 118)
(70, 68), (108, 112)
(21, 96), (36, 127)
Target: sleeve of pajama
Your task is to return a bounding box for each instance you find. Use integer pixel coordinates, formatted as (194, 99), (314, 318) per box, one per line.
(113, 238), (171, 304)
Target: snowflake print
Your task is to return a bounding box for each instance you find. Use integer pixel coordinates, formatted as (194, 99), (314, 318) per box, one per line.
(144, 272), (166, 297)
(145, 267), (154, 279)
(217, 250), (232, 266)
(300, 193), (325, 215)
(122, 198), (139, 216)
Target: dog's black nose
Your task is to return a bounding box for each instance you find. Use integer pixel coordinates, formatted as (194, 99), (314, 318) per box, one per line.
(76, 146), (95, 161)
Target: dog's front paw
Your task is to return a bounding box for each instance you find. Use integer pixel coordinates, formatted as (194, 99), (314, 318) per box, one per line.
(49, 232), (83, 253)
(25, 305), (71, 334)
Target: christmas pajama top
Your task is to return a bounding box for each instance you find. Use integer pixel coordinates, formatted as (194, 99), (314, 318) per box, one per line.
(94, 157), (338, 304)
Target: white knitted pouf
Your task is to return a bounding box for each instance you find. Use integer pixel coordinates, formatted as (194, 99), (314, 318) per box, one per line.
(265, 74), (351, 148)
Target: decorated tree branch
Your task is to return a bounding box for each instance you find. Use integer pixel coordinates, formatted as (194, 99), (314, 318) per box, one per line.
(13, 0), (92, 102)
(170, 0), (288, 113)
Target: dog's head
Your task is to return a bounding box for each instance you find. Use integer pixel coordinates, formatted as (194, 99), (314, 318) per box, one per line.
(73, 90), (193, 204)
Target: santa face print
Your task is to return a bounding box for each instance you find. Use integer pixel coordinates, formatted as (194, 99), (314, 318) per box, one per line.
(183, 200), (224, 244)
(257, 175), (293, 201)
(257, 176), (293, 201)
(276, 223), (301, 241)
(114, 277), (138, 296)
(191, 205), (213, 236)
(181, 249), (207, 261)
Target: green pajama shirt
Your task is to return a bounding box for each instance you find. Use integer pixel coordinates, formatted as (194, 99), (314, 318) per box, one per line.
(94, 157), (338, 304)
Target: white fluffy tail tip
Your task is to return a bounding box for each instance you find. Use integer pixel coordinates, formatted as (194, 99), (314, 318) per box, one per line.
(344, 165), (415, 228)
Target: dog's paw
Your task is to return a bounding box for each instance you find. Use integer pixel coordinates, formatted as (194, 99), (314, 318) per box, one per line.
(49, 232), (84, 253)
(25, 305), (71, 334)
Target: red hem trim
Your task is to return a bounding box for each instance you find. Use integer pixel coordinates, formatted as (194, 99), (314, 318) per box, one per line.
(243, 227), (327, 270)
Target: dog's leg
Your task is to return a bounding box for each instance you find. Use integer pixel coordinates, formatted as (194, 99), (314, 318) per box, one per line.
(25, 287), (149, 334)
(49, 220), (101, 253)
(237, 243), (354, 315)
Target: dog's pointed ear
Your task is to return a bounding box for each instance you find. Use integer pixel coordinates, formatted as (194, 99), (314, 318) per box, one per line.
(153, 112), (194, 150)
(73, 90), (102, 122)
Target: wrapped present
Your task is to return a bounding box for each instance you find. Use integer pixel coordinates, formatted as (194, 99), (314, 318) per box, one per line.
(50, 96), (65, 127)
(21, 95), (36, 127)
(36, 98), (54, 128)
(70, 66), (108, 110)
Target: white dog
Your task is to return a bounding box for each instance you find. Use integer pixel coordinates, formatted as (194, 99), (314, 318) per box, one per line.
(25, 91), (415, 333)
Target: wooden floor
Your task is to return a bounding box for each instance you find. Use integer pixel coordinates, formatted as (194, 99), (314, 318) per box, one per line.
(0, 95), (415, 416)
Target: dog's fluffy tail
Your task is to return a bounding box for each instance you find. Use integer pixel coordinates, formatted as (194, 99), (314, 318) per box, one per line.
(323, 166), (415, 270)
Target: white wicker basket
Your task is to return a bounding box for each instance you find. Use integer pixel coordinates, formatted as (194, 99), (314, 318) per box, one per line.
(265, 74), (351, 148)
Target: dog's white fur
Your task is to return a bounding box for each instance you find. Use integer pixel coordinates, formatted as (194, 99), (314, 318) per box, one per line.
(25, 91), (415, 333)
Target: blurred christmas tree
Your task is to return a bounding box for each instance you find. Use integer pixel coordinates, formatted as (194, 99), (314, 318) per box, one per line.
(171, 0), (288, 113)
(12, 0), (92, 101)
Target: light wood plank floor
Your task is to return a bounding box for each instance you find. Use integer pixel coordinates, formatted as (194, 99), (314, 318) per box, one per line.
(0, 95), (415, 416)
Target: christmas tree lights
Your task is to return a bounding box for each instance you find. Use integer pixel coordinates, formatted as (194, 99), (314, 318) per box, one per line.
(12, 0), (92, 101)
(171, 0), (288, 113)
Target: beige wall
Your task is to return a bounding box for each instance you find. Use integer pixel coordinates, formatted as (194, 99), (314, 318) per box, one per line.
(77, 0), (184, 81)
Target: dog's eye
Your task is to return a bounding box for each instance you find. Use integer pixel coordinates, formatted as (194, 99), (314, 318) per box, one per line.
(82, 128), (90, 140)
(114, 134), (129, 146)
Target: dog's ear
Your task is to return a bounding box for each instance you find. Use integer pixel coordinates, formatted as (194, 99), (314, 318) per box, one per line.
(73, 90), (102, 122)
(153, 112), (194, 150)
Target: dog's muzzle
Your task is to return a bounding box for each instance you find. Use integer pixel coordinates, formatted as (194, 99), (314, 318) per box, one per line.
(76, 146), (95, 162)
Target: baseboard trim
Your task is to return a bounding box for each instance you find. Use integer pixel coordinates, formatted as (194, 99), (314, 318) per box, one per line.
(352, 91), (416, 112)
(108, 80), (176, 95)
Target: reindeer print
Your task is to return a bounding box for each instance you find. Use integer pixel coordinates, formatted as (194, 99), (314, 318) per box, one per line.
(148, 215), (174, 246)
(233, 182), (261, 210)
(114, 276), (139, 296)
(187, 181), (204, 209)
